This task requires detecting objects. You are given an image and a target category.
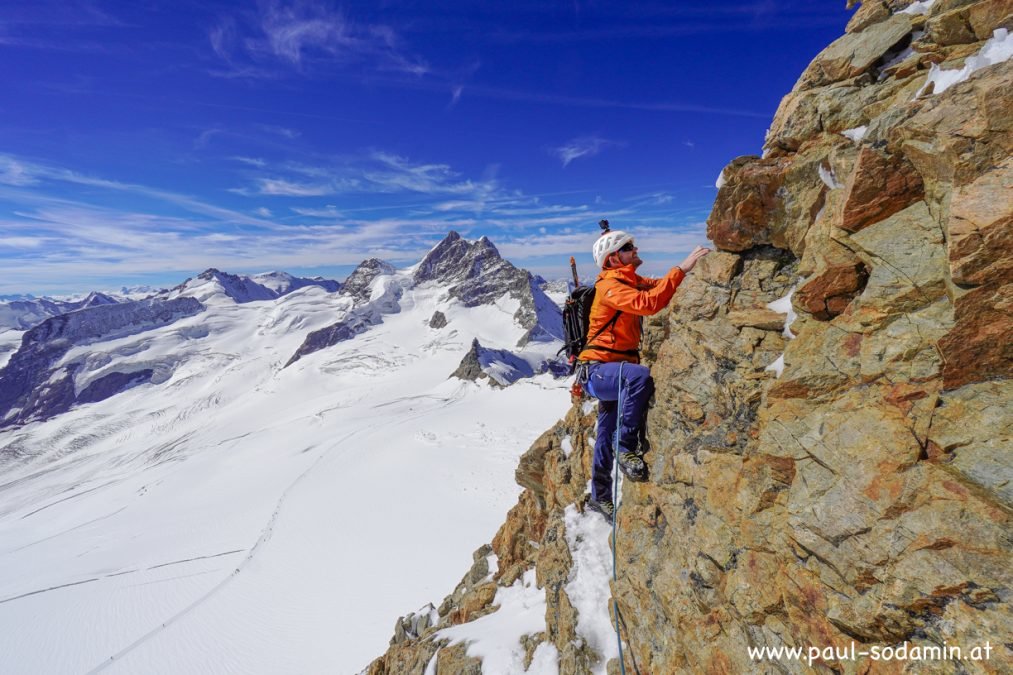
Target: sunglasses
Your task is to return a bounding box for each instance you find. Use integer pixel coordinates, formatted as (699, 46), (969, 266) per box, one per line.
(618, 241), (637, 253)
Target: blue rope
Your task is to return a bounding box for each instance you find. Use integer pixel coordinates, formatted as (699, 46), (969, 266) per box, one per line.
(612, 362), (627, 675)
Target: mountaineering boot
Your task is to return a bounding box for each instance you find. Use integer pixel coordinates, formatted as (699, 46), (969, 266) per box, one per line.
(618, 451), (648, 482)
(587, 498), (615, 524)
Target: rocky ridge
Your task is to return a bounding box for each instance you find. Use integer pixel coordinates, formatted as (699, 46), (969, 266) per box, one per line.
(0, 291), (119, 331)
(284, 258), (404, 367)
(290, 233), (565, 371)
(173, 268), (340, 303)
(367, 2), (1012, 673)
(0, 297), (205, 429)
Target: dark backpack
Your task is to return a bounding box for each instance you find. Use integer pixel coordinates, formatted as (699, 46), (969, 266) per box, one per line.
(558, 283), (628, 372)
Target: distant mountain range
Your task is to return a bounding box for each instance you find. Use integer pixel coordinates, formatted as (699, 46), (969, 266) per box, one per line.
(0, 231), (570, 673)
(0, 231), (564, 430)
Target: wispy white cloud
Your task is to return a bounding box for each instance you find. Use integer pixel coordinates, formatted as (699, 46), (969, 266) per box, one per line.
(194, 128), (224, 150)
(423, 82), (771, 119)
(0, 236), (46, 248)
(550, 135), (622, 167)
(0, 157), (38, 186)
(209, 17), (237, 62)
(366, 151), (492, 195)
(291, 205), (341, 217)
(625, 191), (675, 209)
(0, 153), (280, 229)
(233, 151), (499, 199)
(209, 0), (428, 78)
(0, 151), (709, 294)
(256, 178), (335, 196)
(232, 156), (268, 167)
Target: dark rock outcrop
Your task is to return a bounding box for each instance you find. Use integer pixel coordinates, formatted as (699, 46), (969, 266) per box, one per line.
(449, 339), (486, 383)
(450, 338), (538, 387)
(77, 369), (155, 404)
(429, 310), (448, 329)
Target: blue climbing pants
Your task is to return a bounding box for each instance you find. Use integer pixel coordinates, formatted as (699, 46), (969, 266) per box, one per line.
(585, 361), (654, 503)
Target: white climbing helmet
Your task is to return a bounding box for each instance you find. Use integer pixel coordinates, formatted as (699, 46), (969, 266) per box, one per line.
(592, 229), (634, 268)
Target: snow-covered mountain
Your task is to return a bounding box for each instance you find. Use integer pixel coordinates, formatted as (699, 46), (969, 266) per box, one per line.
(413, 231), (562, 346)
(0, 291), (119, 331)
(0, 232), (570, 673)
(286, 233), (563, 382)
(169, 268), (340, 305)
(0, 297), (206, 429)
(251, 271), (341, 296)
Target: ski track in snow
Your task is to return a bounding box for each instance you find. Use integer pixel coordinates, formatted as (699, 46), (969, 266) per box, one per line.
(89, 370), (472, 668)
(1, 549), (244, 605)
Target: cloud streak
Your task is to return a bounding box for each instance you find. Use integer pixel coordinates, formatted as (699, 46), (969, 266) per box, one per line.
(550, 135), (622, 167)
(209, 0), (428, 78)
(0, 151), (712, 295)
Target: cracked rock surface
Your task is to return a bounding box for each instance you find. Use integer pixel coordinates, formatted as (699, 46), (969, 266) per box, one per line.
(367, 2), (1012, 673)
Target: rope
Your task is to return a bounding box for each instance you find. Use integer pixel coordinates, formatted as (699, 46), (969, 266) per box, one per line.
(612, 361), (626, 675)
(610, 362), (642, 675)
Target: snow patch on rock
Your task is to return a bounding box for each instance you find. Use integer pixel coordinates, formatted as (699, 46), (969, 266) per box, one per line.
(916, 28), (1012, 97)
(436, 568), (552, 675)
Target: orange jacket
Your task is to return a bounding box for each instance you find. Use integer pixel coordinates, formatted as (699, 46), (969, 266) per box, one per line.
(577, 264), (686, 363)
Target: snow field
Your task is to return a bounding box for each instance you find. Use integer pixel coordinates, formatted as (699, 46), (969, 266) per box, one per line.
(0, 274), (570, 673)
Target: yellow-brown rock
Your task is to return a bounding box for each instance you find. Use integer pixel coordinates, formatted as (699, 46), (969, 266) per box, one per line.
(839, 146), (925, 233)
(366, 3), (1012, 673)
(795, 262), (870, 320)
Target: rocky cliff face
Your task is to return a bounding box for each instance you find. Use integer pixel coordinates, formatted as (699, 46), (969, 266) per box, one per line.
(367, 2), (1011, 673)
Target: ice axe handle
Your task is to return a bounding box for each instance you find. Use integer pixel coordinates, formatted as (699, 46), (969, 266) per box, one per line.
(569, 256), (580, 287)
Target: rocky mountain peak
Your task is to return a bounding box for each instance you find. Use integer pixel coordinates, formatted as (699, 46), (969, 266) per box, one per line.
(410, 231), (562, 346)
(196, 267), (224, 281)
(80, 291), (118, 308)
(412, 231), (505, 286)
(342, 258), (396, 304)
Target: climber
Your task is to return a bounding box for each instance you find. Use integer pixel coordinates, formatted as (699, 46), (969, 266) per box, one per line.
(579, 222), (710, 523)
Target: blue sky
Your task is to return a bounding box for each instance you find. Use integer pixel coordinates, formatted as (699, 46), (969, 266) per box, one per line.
(1, 1), (852, 296)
